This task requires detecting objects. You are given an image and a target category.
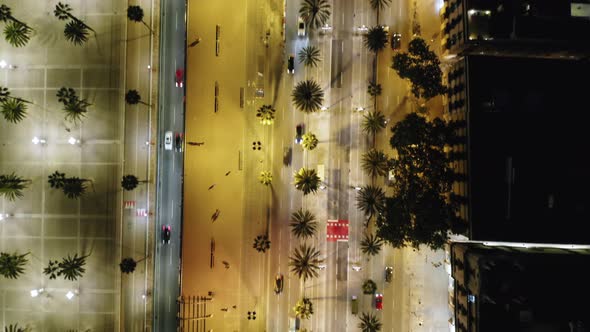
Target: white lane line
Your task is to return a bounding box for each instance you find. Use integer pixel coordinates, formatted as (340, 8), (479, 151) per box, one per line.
(168, 294), (171, 312)
(171, 200), (174, 220)
(175, 11), (178, 30)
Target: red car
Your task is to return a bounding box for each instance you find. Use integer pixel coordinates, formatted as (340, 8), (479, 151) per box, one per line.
(175, 69), (184, 88)
(375, 293), (383, 310)
(162, 225), (171, 244)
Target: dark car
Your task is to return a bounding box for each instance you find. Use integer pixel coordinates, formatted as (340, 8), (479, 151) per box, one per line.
(287, 55), (295, 74)
(274, 274), (284, 294)
(375, 293), (383, 310)
(385, 266), (393, 282)
(295, 124), (304, 144)
(175, 133), (184, 152)
(391, 33), (401, 50)
(162, 225), (171, 244)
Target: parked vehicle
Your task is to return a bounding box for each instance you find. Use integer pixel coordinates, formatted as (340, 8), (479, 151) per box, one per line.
(295, 124), (304, 144)
(385, 266), (393, 282)
(391, 33), (402, 50)
(297, 17), (306, 37)
(274, 274), (284, 294)
(175, 133), (184, 152)
(289, 317), (301, 331)
(287, 55), (295, 74)
(351, 295), (359, 315)
(375, 293), (383, 310)
(162, 225), (171, 244)
(164, 131), (173, 150)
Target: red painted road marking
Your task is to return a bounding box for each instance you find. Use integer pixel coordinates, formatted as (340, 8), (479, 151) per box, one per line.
(327, 219), (349, 242)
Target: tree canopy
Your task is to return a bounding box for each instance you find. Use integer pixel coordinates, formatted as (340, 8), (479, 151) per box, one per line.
(391, 38), (446, 100)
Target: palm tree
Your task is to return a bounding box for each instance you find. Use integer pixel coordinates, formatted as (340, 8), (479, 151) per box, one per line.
(293, 167), (321, 195)
(356, 185), (385, 221)
(259, 171), (272, 186)
(358, 312), (382, 332)
(4, 324), (25, 332)
(292, 80), (324, 113)
(256, 105), (275, 125)
(293, 298), (314, 319)
(301, 132), (319, 151)
(367, 81), (382, 97)
(290, 208), (318, 239)
(44, 252), (89, 281)
(298, 45), (321, 67)
(361, 149), (389, 179)
(0, 4), (34, 47)
(121, 174), (148, 191)
(299, 0), (331, 30)
(0, 252), (29, 279)
(362, 279), (377, 294)
(57, 87), (91, 123)
(289, 244), (323, 281)
(364, 26), (388, 53)
(253, 235), (271, 253)
(0, 173), (31, 201)
(369, 0), (391, 24)
(125, 89), (150, 106)
(54, 2), (95, 45)
(48, 171), (91, 199)
(362, 111), (386, 146)
(360, 233), (383, 256)
(119, 256), (147, 274)
(0, 86), (32, 124)
(127, 5), (153, 34)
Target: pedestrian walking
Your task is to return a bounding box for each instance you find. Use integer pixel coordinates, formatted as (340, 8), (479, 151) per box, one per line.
(211, 209), (221, 222)
(225, 171), (231, 176)
(208, 184), (215, 190)
(222, 261), (230, 269)
(188, 141), (205, 146)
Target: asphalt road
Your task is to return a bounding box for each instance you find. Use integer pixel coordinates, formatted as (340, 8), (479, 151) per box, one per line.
(153, 0), (186, 329)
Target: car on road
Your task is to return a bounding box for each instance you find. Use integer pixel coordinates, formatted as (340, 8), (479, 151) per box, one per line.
(385, 266), (393, 282)
(175, 133), (184, 152)
(274, 274), (284, 294)
(375, 293), (383, 310)
(162, 225), (171, 244)
(287, 55), (295, 74)
(175, 69), (184, 87)
(164, 131), (173, 150)
(297, 17), (305, 36)
(295, 124), (304, 144)
(391, 33), (401, 50)
(357, 24), (369, 34)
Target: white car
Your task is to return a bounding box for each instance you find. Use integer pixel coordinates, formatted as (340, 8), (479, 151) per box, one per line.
(297, 17), (306, 37)
(164, 131), (173, 150)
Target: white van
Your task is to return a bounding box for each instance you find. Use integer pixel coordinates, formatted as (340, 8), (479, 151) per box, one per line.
(164, 131), (173, 150)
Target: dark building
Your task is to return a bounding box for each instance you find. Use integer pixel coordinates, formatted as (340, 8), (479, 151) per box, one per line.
(440, 0), (590, 58)
(450, 242), (590, 332)
(445, 55), (590, 244)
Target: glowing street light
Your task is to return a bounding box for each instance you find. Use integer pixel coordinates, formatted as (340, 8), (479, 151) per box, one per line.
(65, 290), (78, 300)
(68, 137), (80, 145)
(32, 136), (47, 145)
(30, 288), (44, 297)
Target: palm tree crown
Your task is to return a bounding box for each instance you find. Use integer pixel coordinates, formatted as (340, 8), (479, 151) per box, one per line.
(301, 132), (319, 150)
(0, 86), (31, 124)
(121, 175), (139, 191)
(119, 257), (137, 274)
(293, 167), (321, 195)
(290, 208), (318, 239)
(369, 0), (391, 10)
(356, 185), (386, 220)
(0, 252), (29, 279)
(0, 173), (30, 201)
(364, 26), (388, 53)
(362, 111), (387, 137)
(359, 312), (382, 332)
(292, 80), (324, 113)
(253, 235), (271, 253)
(299, 0), (331, 30)
(54, 2), (95, 45)
(360, 233), (383, 256)
(361, 149), (389, 178)
(298, 45), (321, 67)
(289, 244), (323, 281)
(0, 5), (34, 47)
(127, 5), (153, 33)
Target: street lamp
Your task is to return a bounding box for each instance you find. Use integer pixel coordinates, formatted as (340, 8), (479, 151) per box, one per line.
(68, 137), (80, 145)
(32, 136), (47, 145)
(65, 289), (79, 300)
(30, 288), (45, 297)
